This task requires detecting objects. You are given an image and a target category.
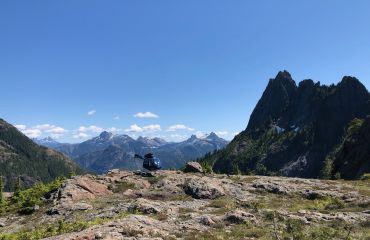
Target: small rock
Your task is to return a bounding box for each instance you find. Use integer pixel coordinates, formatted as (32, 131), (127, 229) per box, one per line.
(304, 190), (324, 200)
(224, 210), (256, 224)
(298, 210), (307, 214)
(94, 231), (103, 239)
(200, 216), (216, 226)
(47, 207), (61, 215)
(129, 198), (161, 214)
(253, 182), (289, 194)
(134, 171), (155, 177)
(108, 169), (120, 175)
(72, 202), (93, 211)
(123, 189), (135, 197)
(183, 162), (204, 173)
(362, 210), (370, 214)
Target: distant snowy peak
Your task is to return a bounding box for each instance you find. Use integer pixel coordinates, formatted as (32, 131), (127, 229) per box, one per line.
(204, 132), (221, 141)
(99, 131), (113, 141)
(33, 137), (63, 148)
(37, 130), (229, 173)
(152, 137), (167, 145)
(185, 132), (228, 145)
(90, 132), (132, 143)
(34, 136), (56, 143)
(137, 136), (168, 147)
(79, 132), (168, 149)
(198, 132), (227, 142)
(34, 132), (227, 148)
(113, 134), (133, 141)
(185, 135), (198, 143)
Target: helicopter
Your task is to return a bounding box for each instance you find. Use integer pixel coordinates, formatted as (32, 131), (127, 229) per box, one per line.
(134, 153), (162, 171)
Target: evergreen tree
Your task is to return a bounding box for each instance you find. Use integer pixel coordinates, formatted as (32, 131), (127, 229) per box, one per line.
(68, 171), (76, 178)
(0, 176), (4, 204)
(14, 176), (21, 198)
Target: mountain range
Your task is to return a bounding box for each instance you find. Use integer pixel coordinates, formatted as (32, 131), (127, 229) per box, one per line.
(200, 71), (370, 179)
(2, 69), (369, 189)
(0, 118), (81, 190)
(34, 132), (228, 174)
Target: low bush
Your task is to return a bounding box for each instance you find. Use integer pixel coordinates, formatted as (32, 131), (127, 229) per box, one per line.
(1, 177), (66, 215)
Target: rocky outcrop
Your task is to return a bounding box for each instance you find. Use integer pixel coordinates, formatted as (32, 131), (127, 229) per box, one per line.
(1, 170), (369, 239)
(183, 161), (204, 173)
(47, 175), (112, 215)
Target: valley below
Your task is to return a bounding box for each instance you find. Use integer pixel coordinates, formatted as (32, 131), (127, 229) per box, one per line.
(0, 167), (369, 240)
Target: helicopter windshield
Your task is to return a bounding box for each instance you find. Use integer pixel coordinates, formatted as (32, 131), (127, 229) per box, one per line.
(153, 157), (160, 164)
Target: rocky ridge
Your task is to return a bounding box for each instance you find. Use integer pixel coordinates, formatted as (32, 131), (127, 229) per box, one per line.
(35, 132), (229, 173)
(0, 169), (369, 239)
(201, 71), (370, 179)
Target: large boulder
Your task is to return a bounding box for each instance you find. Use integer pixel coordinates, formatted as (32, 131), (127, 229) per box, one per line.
(224, 210), (257, 224)
(128, 198), (161, 214)
(183, 162), (204, 173)
(183, 177), (224, 199)
(252, 181), (289, 195)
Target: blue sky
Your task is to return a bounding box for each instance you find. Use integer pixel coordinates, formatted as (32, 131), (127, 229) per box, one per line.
(1, 1), (370, 142)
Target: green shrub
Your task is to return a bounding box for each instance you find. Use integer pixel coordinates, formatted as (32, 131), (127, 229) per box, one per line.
(321, 158), (334, 179)
(200, 162), (213, 174)
(334, 172), (341, 180)
(255, 163), (267, 175)
(360, 173), (370, 181)
(243, 200), (265, 212)
(3, 177), (66, 215)
(284, 219), (305, 239)
(0, 218), (105, 240)
(347, 118), (364, 136)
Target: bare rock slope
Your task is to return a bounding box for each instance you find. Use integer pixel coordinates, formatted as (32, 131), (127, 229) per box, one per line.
(1, 170), (369, 239)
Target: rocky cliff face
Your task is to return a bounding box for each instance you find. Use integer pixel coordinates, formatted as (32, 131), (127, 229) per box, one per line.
(247, 70), (297, 131)
(1, 170), (369, 239)
(201, 71), (370, 178)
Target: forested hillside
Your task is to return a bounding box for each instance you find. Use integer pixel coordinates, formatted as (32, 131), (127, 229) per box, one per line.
(0, 118), (81, 190)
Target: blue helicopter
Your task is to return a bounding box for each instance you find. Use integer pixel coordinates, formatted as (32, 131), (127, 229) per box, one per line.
(134, 153), (162, 171)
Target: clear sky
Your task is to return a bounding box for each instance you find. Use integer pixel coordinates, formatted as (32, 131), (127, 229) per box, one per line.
(1, 1), (370, 143)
